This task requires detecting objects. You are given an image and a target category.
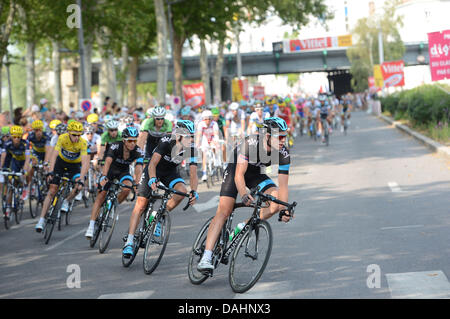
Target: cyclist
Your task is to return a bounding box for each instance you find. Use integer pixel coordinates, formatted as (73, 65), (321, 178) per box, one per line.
(98, 120), (122, 165)
(247, 102), (269, 136)
(317, 95), (332, 143)
(137, 106), (173, 164)
(340, 95), (352, 132)
(122, 120), (199, 258)
(83, 125), (101, 161)
(26, 120), (52, 192)
(225, 102), (246, 150)
(211, 107), (227, 170)
(34, 121), (89, 232)
(264, 98), (278, 117)
(197, 110), (220, 182)
(0, 126), (31, 213)
(87, 113), (103, 136)
(197, 117), (292, 272)
(0, 126), (11, 193)
(84, 126), (144, 239)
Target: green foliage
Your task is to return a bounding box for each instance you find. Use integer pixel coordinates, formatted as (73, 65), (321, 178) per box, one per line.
(347, 0), (405, 92)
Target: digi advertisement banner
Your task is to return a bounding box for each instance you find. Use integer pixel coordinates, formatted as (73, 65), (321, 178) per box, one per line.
(427, 30), (450, 81)
(182, 82), (205, 108)
(381, 60), (405, 88)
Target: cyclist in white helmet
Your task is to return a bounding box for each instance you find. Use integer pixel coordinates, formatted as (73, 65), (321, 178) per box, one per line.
(196, 110), (220, 182)
(98, 120), (122, 165)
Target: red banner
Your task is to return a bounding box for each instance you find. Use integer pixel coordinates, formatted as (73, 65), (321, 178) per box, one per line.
(182, 82), (205, 108)
(381, 60), (405, 88)
(428, 30), (450, 81)
(253, 86), (265, 100)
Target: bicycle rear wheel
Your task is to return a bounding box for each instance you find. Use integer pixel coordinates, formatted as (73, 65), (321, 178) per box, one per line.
(143, 210), (171, 275)
(28, 181), (38, 218)
(90, 210), (104, 248)
(99, 201), (119, 254)
(44, 208), (57, 245)
(187, 216), (213, 285)
(229, 220), (273, 293)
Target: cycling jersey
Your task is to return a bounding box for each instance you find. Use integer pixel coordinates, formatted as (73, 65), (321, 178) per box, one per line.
(55, 133), (88, 164)
(274, 107), (292, 127)
(82, 133), (101, 155)
(248, 112), (269, 134)
(2, 140), (30, 171)
(27, 131), (51, 161)
(264, 105), (278, 117)
(198, 120), (219, 146)
(141, 118), (173, 159)
(220, 135), (290, 199)
(100, 131), (122, 146)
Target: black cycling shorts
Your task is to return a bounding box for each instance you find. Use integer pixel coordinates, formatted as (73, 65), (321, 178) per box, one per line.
(219, 163), (277, 199)
(320, 113), (328, 120)
(137, 164), (185, 198)
(51, 156), (81, 185)
(102, 165), (133, 192)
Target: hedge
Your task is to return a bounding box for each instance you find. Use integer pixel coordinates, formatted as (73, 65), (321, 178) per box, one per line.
(379, 84), (450, 125)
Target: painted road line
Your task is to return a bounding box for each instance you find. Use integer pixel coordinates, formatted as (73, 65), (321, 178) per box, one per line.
(98, 290), (155, 299)
(44, 229), (85, 252)
(386, 270), (450, 299)
(380, 225), (424, 231)
(194, 195), (220, 213)
(234, 281), (293, 299)
(388, 182), (402, 193)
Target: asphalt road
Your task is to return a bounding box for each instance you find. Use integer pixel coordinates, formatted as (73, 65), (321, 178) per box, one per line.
(1, 110), (450, 299)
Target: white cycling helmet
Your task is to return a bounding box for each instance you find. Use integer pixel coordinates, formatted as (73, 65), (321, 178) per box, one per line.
(202, 110), (213, 119)
(106, 120), (119, 130)
(152, 106), (166, 118)
(229, 102), (239, 111)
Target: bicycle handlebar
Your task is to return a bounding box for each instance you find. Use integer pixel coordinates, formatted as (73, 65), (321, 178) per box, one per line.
(156, 182), (191, 211)
(0, 171), (23, 177)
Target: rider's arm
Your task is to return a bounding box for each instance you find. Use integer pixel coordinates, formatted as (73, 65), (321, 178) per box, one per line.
(102, 156), (113, 177)
(278, 173), (289, 207)
(134, 162), (143, 184)
(48, 147), (59, 172)
(148, 152), (162, 180)
(0, 151), (6, 168)
(137, 131), (148, 150)
(80, 154), (90, 182)
(44, 145), (52, 164)
(189, 164), (198, 192)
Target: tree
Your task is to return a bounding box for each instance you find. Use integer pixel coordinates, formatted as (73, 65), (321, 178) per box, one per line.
(347, 0), (404, 92)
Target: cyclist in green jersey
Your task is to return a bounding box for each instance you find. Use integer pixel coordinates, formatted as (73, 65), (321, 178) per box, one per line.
(137, 106), (173, 163)
(98, 120), (122, 164)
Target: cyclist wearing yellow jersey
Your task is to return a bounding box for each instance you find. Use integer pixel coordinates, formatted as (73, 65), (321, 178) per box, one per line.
(35, 121), (89, 232)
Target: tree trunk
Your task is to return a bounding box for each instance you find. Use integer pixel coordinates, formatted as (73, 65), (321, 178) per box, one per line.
(52, 40), (62, 109)
(97, 27), (117, 103)
(119, 44), (129, 107)
(173, 32), (185, 101)
(128, 55), (138, 108)
(154, 0), (168, 105)
(26, 41), (36, 108)
(213, 39), (225, 104)
(200, 39), (211, 106)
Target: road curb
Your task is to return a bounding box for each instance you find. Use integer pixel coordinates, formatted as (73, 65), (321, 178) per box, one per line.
(377, 114), (450, 160)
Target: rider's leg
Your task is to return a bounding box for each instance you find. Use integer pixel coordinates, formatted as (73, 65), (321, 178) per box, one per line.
(117, 179), (133, 204)
(166, 182), (187, 211)
(204, 196), (236, 251)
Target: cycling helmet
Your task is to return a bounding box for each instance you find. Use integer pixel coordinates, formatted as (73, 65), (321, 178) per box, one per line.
(175, 120), (195, 136)
(40, 98), (48, 105)
(318, 95), (326, 102)
(229, 102), (239, 111)
(211, 107), (220, 116)
(262, 117), (288, 135)
(75, 111), (84, 119)
(152, 106), (166, 118)
(67, 121), (84, 135)
(1, 126), (10, 136)
(10, 125), (23, 137)
(49, 119), (62, 129)
(122, 126), (139, 139)
(55, 123), (67, 135)
(202, 110), (213, 119)
(180, 106), (191, 116)
(105, 120), (119, 130)
(87, 113), (99, 124)
(31, 120), (44, 130)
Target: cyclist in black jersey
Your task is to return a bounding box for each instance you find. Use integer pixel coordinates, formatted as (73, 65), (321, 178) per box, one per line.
(84, 126), (144, 239)
(122, 120), (199, 258)
(197, 117), (293, 272)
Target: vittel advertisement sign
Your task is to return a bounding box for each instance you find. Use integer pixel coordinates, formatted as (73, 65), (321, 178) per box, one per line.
(381, 60), (405, 88)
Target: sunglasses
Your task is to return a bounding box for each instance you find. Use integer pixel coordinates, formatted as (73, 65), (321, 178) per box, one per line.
(125, 139), (137, 143)
(108, 129), (118, 132)
(86, 132), (93, 135)
(69, 132), (82, 137)
(155, 118), (165, 121)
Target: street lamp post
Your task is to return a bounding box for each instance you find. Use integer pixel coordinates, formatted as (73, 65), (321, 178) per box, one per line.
(77, 0), (87, 100)
(5, 56), (14, 124)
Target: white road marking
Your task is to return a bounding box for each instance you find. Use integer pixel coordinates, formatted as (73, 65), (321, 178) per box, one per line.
(386, 271), (450, 299)
(193, 195), (220, 213)
(98, 290), (155, 299)
(388, 182), (402, 193)
(44, 229), (85, 251)
(380, 225), (424, 231)
(234, 281), (293, 299)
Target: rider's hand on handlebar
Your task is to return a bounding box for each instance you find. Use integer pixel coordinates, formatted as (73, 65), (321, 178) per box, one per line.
(242, 193), (255, 206)
(279, 209), (293, 223)
(188, 190), (198, 205)
(148, 177), (158, 191)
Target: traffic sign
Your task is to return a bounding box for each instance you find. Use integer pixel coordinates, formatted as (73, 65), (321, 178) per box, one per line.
(79, 99), (93, 112)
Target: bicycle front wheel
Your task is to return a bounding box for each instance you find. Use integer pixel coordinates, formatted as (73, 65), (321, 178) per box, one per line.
(187, 216), (213, 285)
(99, 201), (119, 254)
(229, 220), (273, 293)
(28, 182), (37, 218)
(143, 210), (171, 275)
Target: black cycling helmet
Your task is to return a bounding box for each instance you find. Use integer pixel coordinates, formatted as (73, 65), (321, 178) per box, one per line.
(55, 123), (67, 135)
(122, 126), (139, 139)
